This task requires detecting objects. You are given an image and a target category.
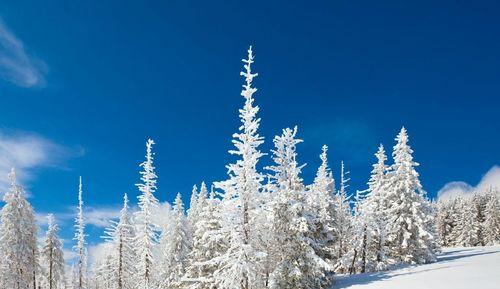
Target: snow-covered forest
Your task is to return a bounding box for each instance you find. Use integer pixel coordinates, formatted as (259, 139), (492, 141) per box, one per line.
(436, 188), (500, 248)
(0, 47), (499, 289)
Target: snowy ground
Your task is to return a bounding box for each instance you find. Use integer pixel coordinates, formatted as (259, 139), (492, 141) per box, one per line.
(334, 246), (500, 289)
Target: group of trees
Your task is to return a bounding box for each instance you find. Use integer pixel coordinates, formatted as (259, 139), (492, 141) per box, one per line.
(436, 188), (500, 248)
(1, 47), (496, 289)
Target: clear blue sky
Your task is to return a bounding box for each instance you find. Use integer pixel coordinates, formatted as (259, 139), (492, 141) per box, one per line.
(0, 1), (498, 249)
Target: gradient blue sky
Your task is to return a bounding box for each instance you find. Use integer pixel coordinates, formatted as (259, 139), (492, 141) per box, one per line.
(0, 1), (499, 254)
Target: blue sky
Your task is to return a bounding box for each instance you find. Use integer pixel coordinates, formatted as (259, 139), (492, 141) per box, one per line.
(0, 1), (499, 257)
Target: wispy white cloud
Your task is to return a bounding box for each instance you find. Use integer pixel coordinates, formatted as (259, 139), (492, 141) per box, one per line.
(437, 165), (500, 201)
(40, 198), (171, 229)
(39, 205), (122, 229)
(85, 206), (122, 227)
(0, 130), (83, 197)
(0, 18), (46, 87)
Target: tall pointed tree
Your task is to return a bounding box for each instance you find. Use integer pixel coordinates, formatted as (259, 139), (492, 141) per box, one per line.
(334, 161), (354, 273)
(134, 138), (160, 289)
(41, 214), (65, 289)
(196, 182), (208, 220)
(187, 185), (199, 230)
(306, 145), (336, 268)
(214, 46), (266, 289)
(73, 176), (87, 289)
(385, 127), (437, 264)
(351, 144), (391, 273)
(266, 127), (331, 289)
(0, 168), (39, 289)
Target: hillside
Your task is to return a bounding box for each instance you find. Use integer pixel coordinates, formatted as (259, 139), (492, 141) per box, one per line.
(335, 246), (500, 289)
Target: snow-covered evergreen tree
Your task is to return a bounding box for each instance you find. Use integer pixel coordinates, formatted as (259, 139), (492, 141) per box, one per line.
(385, 127), (437, 265)
(213, 46), (266, 289)
(92, 245), (114, 289)
(436, 200), (457, 247)
(73, 176), (87, 289)
(484, 189), (500, 245)
(454, 197), (481, 246)
(0, 168), (39, 289)
(196, 182), (208, 220)
(187, 182), (208, 237)
(333, 161), (354, 273)
(360, 144), (391, 272)
(134, 138), (160, 289)
(41, 214), (65, 289)
(102, 193), (137, 289)
(346, 189), (368, 274)
(183, 187), (225, 289)
(472, 193), (487, 246)
(187, 185), (199, 230)
(266, 127), (331, 289)
(306, 145), (336, 269)
(158, 193), (191, 289)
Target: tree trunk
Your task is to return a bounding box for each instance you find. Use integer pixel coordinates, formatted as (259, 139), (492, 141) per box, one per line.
(361, 226), (367, 273)
(349, 249), (358, 275)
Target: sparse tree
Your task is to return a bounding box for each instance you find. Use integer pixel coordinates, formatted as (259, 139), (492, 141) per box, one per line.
(41, 214), (65, 289)
(73, 177), (87, 289)
(213, 46), (266, 289)
(134, 139), (160, 289)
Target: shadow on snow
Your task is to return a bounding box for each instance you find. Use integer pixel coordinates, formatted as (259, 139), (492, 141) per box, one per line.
(334, 248), (498, 289)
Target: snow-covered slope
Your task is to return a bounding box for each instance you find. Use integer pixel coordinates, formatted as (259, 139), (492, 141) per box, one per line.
(335, 246), (500, 289)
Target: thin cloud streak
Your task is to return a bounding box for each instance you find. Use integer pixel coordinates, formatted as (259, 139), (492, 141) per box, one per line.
(0, 130), (83, 197)
(0, 18), (46, 87)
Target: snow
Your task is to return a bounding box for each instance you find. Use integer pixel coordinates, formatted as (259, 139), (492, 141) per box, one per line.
(334, 246), (500, 289)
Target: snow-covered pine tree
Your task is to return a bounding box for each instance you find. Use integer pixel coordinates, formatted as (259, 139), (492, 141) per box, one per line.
(266, 127), (331, 289)
(186, 182), (208, 238)
(472, 193), (487, 246)
(454, 197), (481, 246)
(102, 193), (137, 289)
(347, 188), (369, 274)
(436, 200), (456, 247)
(134, 138), (160, 289)
(183, 186), (225, 289)
(0, 168), (39, 289)
(305, 145), (336, 269)
(333, 161), (354, 273)
(187, 185), (199, 231)
(73, 176), (88, 289)
(93, 245), (114, 289)
(213, 46), (266, 289)
(196, 182), (208, 220)
(358, 144), (391, 272)
(158, 193), (191, 289)
(484, 188), (500, 245)
(41, 214), (66, 289)
(444, 197), (465, 247)
(385, 127), (437, 265)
